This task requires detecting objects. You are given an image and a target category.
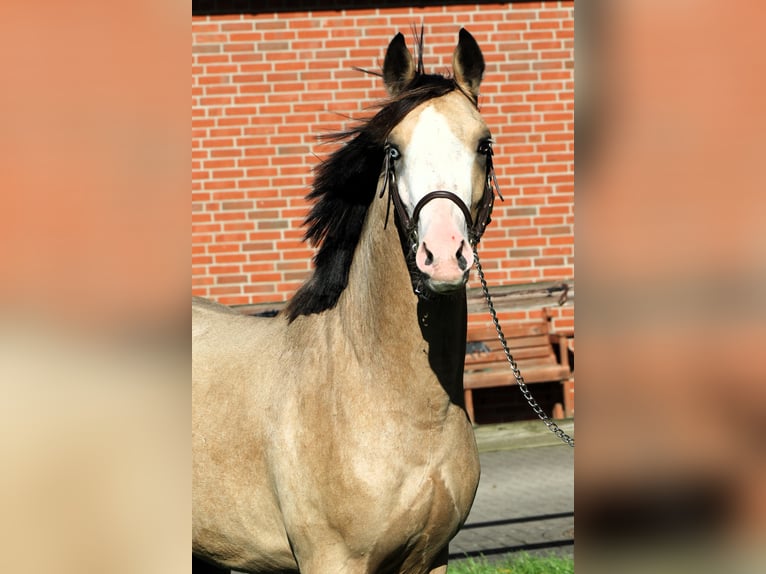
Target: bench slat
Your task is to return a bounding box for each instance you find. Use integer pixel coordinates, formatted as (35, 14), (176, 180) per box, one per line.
(466, 355), (562, 372)
(468, 334), (550, 350)
(465, 346), (551, 365)
(467, 323), (548, 340)
(464, 364), (571, 389)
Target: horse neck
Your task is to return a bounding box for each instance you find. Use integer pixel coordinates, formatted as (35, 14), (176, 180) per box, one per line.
(335, 193), (468, 405)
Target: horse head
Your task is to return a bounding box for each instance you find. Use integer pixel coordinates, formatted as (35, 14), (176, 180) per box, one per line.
(286, 28), (500, 322)
(382, 29), (496, 294)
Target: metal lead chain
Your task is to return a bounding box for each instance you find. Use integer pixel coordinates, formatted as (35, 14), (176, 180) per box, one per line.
(472, 245), (575, 448)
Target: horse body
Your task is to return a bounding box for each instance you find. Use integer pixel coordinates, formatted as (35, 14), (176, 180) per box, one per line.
(193, 193), (480, 573)
(193, 29), (495, 574)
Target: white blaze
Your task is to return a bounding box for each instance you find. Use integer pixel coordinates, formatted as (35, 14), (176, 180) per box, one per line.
(395, 103), (477, 289)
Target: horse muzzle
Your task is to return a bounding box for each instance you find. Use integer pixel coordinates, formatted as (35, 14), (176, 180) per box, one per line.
(412, 197), (475, 292)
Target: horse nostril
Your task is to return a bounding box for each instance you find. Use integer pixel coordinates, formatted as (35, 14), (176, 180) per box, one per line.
(423, 243), (434, 266)
(456, 241), (468, 271)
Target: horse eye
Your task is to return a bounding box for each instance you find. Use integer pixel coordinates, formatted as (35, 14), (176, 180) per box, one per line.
(477, 140), (493, 155)
(388, 146), (401, 160)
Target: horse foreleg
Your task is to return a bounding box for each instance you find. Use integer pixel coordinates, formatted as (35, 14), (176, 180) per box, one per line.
(192, 554), (230, 574)
(426, 546), (448, 574)
(420, 546), (449, 574)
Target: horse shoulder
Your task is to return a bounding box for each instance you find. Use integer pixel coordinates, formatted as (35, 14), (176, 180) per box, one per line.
(193, 303), (298, 572)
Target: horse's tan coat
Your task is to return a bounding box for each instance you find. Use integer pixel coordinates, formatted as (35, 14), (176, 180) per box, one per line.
(193, 189), (480, 573)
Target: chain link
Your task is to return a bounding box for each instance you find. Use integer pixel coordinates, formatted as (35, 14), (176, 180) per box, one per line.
(472, 245), (575, 448)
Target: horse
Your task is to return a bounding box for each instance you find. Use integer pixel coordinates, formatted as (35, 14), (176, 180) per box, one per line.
(193, 28), (502, 574)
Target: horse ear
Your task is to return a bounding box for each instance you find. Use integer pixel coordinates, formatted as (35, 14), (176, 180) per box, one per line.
(383, 32), (415, 96)
(452, 28), (485, 100)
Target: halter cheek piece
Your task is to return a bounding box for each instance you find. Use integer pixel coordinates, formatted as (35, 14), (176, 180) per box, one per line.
(380, 142), (503, 247)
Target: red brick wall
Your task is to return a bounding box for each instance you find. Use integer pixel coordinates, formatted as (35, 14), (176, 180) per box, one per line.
(192, 2), (573, 330)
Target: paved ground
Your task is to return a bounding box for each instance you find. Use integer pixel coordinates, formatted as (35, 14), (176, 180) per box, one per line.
(450, 422), (575, 565)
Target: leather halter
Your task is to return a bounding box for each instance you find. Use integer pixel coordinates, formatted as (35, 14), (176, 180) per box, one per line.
(380, 143), (503, 246)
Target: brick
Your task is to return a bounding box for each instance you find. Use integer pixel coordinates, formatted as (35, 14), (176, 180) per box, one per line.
(244, 207), (279, 219)
(535, 256), (565, 267)
(212, 211), (247, 222)
(243, 284), (277, 294)
(219, 22), (252, 32)
(231, 53), (266, 64)
(229, 32), (264, 43)
(281, 248), (315, 261)
(255, 40), (289, 51)
(209, 286), (242, 296)
(542, 267), (572, 279)
(532, 60), (564, 71)
(509, 247), (540, 258)
(242, 242), (276, 252)
(257, 220), (289, 230)
(214, 231), (248, 243)
(216, 274), (248, 284)
(276, 261), (310, 271)
(209, 264), (240, 275)
(218, 201), (252, 212)
(224, 43), (257, 54)
(516, 236), (547, 248)
(534, 216), (565, 226)
(192, 223), (221, 235)
(214, 253), (247, 264)
(192, 44), (221, 54)
(539, 10), (571, 20)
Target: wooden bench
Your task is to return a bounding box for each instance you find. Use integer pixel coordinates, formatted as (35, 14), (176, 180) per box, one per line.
(463, 321), (572, 424)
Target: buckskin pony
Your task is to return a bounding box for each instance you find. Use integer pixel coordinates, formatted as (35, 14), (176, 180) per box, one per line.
(193, 28), (502, 574)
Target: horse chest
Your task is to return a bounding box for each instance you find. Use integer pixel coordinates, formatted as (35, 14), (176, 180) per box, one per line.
(273, 403), (480, 571)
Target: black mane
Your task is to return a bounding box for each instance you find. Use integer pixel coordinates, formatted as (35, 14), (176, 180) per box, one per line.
(285, 74), (468, 322)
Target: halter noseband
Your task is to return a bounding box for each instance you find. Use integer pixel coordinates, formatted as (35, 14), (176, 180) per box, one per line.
(380, 142), (503, 246)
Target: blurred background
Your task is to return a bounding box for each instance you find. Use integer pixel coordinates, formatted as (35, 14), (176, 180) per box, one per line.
(0, 2), (189, 573)
(576, 0), (766, 571)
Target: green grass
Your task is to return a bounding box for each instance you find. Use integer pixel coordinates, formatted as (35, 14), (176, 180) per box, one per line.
(449, 552), (573, 574)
